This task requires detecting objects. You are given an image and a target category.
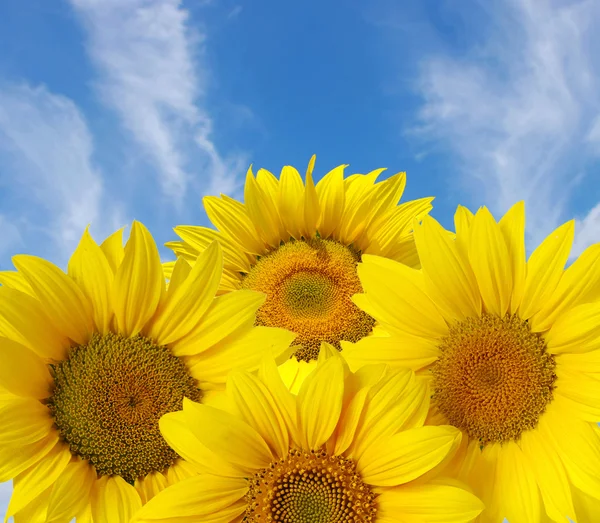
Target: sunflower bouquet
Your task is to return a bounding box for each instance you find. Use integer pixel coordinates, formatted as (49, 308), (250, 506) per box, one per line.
(0, 156), (598, 522)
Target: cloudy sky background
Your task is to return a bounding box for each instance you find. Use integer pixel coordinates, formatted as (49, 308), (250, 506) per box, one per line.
(1, 0), (600, 516)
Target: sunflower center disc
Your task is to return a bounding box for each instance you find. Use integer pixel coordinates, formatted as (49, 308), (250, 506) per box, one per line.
(245, 448), (377, 522)
(241, 238), (375, 362)
(47, 332), (202, 483)
(432, 313), (557, 445)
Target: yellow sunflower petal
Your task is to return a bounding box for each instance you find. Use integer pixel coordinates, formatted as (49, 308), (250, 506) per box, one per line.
(531, 242), (600, 332)
(0, 432), (58, 483)
(413, 215), (481, 322)
(376, 481), (484, 523)
(0, 398), (53, 446)
(544, 301), (600, 354)
(278, 165), (305, 239)
(0, 287), (68, 361)
(303, 162), (320, 237)
(12, 485), (52, 523)
(227, 371), (289, 459)
(0, 338), (52, 399)
(520, 415), (576, 523)
(245, 168), (285, 248)
(164, 258), (192, 293)
(554, 367), (600, 421)
(100, 227), (125, 273)
(468, 207), (512, 316)
(90, 475), (142, 523)
(297, 355), (345, 449)
(12, 255), (93, 345)
(341, 335), (439, 373)
(45, 459), (95, 523)
(519, 220), (574, 320)
(67, 227), (114, 334)
(573, 485), (600, 522)
(315, 164), (346, 239)
(170, 289), (266, 357)
(358, 425), (462, 486)
(159, 412), (243, 478)
(149, 241), (222, 345)
(186, 326), (295, 385)
(356, 254), (447, 339)
(364, 171), (407, 229)
(182, 399), (273, 474)
(0, 271), (35, 296)
(132, 474), (247, 522)
(498, 201), (526, 315)
(203, 195), (265, 255)
(6, 443), (71, 519)
(135, 471), (168, 504)
(113, 221), (164, 337)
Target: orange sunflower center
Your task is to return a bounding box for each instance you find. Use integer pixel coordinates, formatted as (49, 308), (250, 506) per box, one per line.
(432, 313), (556, 446)
(47, 332), (202, 483)
(245, 448), (377, 522)
(241, 238), (375, 362)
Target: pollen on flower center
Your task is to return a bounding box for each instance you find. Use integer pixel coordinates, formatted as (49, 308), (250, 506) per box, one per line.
(245, 448), (377, 522)
(47, 333), (202, 483)
(432, 313), (556, 445)
(241, 238), (375, 362)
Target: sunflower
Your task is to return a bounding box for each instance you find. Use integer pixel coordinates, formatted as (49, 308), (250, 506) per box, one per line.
(132, 349), (484, 523)
(346, 202), (600, 522)
(166, 156), (433, 379)
(0, 222), (294, 523)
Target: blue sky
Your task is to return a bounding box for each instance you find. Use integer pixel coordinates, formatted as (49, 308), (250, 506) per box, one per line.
(1, 0), (600, 516)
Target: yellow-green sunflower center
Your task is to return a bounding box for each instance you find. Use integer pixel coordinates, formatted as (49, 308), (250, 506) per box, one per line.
(432, 313), (556, 446)
(47, 332), (202, 483)
(241, 238), (375, 362)
(245, 448), (377, 522)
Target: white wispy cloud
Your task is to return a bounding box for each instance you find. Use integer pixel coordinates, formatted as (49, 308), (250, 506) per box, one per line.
(0, 83), (123, 266)
(412, 0), (600, 253)
(70, 0), (243, 204)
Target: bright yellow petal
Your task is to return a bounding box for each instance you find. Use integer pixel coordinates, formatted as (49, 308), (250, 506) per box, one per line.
(498, 201), (526, 314)
(554, 366), (600, 421)
(0, 432), (58, 483)
(170, 290), (265, 357)
(6, 443), (71, 519)
(203, 195), (265, 255)
(0, 271), (35, 296)
(519, 220), (574, 320)
(573, 485), (600, 522)
(544, 301), (600, 354)
(315, 164), (346, 239)
(277, 357), (316, 395)
(331, 386), (370, 456)
(186, 326), (295, 385)
(12, 485), (52, 523)
(162, 260), (176, 281)
(341, 335), (439, 373)
(531, 242), (600, 332)
(113, 221), (164, 337)
(165, 257), (192, 293)
(468, 207), (512, 316)
(90, 475), (142, 523)
(132, 474), (247, 523)
(135, 471), (168, 504)
(12, 255), (93, 345)
(181, 399), (273, 474)
(557, 349), (600, 373)
(227, 371), (289, 459)
(0, 287), (68, 361)
(520, 416), (576, 523)
(302, 162), (320, 237)
(358, 425), (461, 486)
(0, 398), (53, 446)
(363, 171), (407, 231)
(149, 241), (222, 345)
(67, 227), (114, 334)
(357, 254), (447, 339)
(165, 460), (198, 485)
(297, 355), (345, 449)
(245, 168), (285, 248)
(0, 338), (52, 399)
(100, 227), (125, 273)
(278, 165), (305, 239)
(159, 411), (242, 478)
(376, 481), (484, 523)
(413, 215), (481, 322)
(45, 459), (95, 523)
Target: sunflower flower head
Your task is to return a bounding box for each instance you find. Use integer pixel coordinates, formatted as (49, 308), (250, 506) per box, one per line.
(132, 349), (484, 523)
(166, 156), (433, 371)
(0, 222), (294, 523)
(349, 202), (600, 522)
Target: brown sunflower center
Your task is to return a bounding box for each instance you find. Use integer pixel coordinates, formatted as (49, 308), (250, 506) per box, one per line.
(245, 448), (377, 522)
(432, 313), (556, 445)
(47, 332), (202, 483)
(241, 238), (375, 362)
